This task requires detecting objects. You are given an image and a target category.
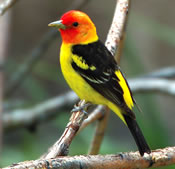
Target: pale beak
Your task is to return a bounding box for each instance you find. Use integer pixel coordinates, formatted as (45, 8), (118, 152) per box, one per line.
(48, 20), (66, 30)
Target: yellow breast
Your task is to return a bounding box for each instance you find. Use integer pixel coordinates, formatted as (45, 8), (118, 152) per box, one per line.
(60, 43), (105, 104)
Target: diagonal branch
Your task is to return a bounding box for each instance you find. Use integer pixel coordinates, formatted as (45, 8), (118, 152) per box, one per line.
(78, 105), (105, 133)
(4, 147), (175, 169)
(0, 0), (20, 16)
(40, 100), (90, 159)
(4, 29), (58, 97)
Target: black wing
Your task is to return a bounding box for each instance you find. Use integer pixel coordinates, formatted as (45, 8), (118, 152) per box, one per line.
(71, 40), (135, 118)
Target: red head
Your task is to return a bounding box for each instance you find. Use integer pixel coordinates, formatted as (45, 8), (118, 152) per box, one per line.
(49, 10), (98, 44)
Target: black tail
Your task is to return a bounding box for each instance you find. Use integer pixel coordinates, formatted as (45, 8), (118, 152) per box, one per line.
(123, 114), (151, 156)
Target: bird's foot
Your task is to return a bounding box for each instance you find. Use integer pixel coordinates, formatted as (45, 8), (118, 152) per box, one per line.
(71, 100), (92, 117)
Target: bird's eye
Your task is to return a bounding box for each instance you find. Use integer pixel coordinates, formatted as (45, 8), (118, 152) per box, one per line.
(72, 22), (79, 27)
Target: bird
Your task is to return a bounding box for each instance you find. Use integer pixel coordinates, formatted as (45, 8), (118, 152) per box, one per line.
(48, 10), (151, 156)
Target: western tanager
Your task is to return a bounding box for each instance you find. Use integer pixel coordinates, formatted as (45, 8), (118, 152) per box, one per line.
(49, 10), (151, 156)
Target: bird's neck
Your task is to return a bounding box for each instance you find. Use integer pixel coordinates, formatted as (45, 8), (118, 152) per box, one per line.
(60, 28), (98, 45)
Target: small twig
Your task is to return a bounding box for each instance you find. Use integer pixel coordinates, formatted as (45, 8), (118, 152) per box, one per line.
(41, 100), (88, 159)
(88, 107), (110, 155)
(129, 77), (175, 95)
(0, 0), (20, 16)
(3, 91), (78, 131)
(143, 66), (175, 79)
(78, 105), (105, 133)
(4, 147), (175, 169)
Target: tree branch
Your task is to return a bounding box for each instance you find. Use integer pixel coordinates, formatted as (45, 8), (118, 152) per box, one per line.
(78, 105), (105, 133)
(129, 77), (175, 95)
(3, 91), (78, 131)
(3, 76), (175, 131)
(105, 0), (130, 58)
(88, 107), (110, 155)
(143, 66), (175, 79)
(4, 147), (175, 169)
(41, 100), (90, 159)
(2, 1), (175, 168)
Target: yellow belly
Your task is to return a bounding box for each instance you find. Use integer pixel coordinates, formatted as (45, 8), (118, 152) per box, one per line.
(60, 42), (125, 123)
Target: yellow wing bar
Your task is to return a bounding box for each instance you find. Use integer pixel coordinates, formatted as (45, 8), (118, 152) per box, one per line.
(115, 70), (134, 109)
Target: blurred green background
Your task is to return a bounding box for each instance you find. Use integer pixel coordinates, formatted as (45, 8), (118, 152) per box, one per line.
(0, 0), (175, 168)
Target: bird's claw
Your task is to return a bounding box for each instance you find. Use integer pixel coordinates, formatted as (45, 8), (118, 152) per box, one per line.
(71, 102), (91, 117)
